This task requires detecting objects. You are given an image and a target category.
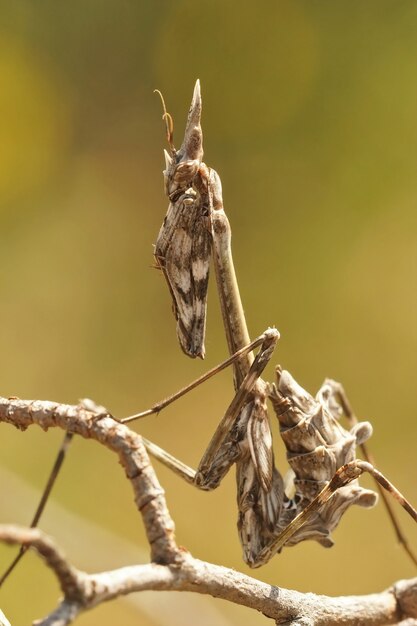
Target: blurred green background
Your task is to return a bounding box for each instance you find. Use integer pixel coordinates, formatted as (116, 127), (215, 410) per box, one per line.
(0, 1), (416, 625)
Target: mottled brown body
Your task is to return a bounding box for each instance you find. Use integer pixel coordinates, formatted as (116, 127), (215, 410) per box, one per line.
(146, 81), (416, 570)
(154, 81), (212, 359)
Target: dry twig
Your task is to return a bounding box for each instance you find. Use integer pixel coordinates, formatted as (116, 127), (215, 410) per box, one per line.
(0, 398), (417, 625)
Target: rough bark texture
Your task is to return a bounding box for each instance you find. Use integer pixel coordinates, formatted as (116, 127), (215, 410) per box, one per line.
(0, 397), (416, 626)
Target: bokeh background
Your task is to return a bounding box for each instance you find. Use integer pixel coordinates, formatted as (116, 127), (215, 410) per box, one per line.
(0, 1), (416, 625)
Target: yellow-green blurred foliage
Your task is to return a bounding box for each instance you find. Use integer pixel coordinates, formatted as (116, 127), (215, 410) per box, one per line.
(0, 1), (416, 625)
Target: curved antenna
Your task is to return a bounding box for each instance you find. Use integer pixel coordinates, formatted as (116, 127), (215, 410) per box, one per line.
(154, 89), (175, 154)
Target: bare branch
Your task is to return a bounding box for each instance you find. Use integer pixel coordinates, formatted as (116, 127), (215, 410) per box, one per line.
(75, 558), (417, 625)
(1, 519), (417, 626)
(1, 398), (417, 625)
(0, 397), (180, 566)
(0, 525), (86, 603)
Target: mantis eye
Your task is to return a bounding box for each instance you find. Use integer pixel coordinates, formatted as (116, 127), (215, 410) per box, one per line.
(173, 159), (200, 185)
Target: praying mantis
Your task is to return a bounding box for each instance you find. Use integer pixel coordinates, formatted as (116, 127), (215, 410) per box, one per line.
(126, 80), (417, 567)
(1, 81), (416, 584)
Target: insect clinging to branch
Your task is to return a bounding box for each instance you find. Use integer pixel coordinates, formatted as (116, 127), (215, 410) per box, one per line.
(1, 81), (415, 589)
(126, 81), (417, 568)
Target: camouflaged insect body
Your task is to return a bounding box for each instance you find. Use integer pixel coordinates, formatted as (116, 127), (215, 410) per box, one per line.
(155, 80), (212, 359)
(269, 369), (378, 548)
(235, 398), (287, 567)
(151, 82), (386, 572)
(208, 361), (379, 568)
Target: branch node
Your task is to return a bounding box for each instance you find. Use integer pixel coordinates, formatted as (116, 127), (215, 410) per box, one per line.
(395, 578), (417, 620)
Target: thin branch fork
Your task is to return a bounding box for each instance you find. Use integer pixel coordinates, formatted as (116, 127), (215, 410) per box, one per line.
(1, 397), (417, 626)
(0, 396), (179, 566)
(1, 523), (417, 626)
